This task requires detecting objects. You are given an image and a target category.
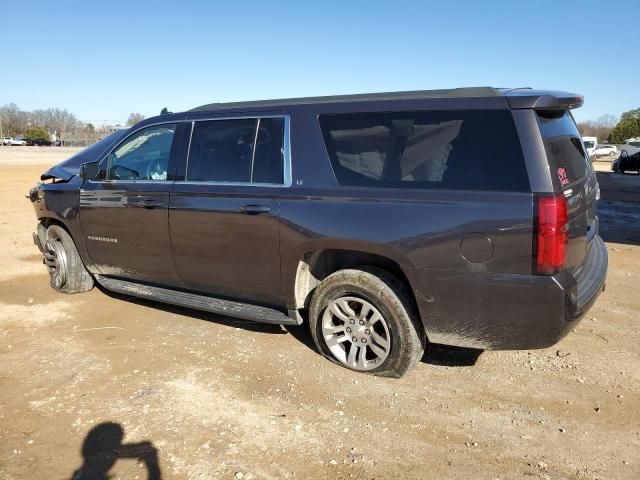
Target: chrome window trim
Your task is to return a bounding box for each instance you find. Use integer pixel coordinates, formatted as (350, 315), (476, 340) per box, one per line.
(90, 115), (292, 187)
(250, 118), (261, 183)
(184, 121), (195, 179)
(176, 181), (283, 188)
(181, 114), (291, 187)
(86, 179), (170, 185)
(283, 115), (292, 187)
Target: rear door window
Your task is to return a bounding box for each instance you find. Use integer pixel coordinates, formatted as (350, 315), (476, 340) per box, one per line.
(186, 117), (284, 184)
(319, 110), (529, 192)
(537, 111), (592, 186)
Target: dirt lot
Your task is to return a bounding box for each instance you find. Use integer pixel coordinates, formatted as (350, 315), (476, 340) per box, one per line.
(0, 147), (638, 480)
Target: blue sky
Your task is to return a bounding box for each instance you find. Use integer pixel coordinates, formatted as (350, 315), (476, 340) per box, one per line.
(1, 0), (638, 125)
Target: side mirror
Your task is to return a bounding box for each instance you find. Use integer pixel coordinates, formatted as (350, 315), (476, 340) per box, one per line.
(80, 161), (102, 180)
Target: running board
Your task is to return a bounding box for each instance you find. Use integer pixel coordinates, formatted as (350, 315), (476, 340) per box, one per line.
(95, 275), (299, 326)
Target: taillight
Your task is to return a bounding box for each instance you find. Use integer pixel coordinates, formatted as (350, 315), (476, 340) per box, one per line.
(534, 194), (569, 275)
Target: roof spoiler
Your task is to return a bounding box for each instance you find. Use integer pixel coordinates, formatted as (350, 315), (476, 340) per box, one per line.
(501, 88), (583, 110)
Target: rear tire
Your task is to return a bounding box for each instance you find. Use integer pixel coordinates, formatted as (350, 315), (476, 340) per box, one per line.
(44, 225), (94, 293)
(309, 267), (425, 378)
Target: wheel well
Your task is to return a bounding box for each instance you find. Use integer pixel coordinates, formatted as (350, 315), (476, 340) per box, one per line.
(39, 217), (70, 235)
(38, 217), (78, 245)
(294, 249), (419, 314)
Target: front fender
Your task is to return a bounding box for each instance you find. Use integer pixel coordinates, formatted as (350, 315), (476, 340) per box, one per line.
(30, 177), (95, 273)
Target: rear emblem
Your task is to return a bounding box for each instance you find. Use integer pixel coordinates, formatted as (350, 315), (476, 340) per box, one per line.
(557, 167), (570, 187)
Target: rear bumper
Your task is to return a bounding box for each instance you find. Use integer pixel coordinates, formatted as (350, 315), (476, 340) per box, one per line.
(414, 236), (608, 350)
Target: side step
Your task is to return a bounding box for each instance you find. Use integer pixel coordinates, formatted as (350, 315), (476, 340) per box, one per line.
(95, 275), (300, 326)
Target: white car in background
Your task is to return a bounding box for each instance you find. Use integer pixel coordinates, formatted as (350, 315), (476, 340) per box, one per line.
(594, 145), (618, 157)
(1, 137), (27, 146)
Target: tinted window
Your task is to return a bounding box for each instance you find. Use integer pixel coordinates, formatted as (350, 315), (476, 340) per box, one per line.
(187, 117), (284, 184)
(319, 110), (529, 192)
(537, 111), (591, 184)
(107, 124), (176, 181)
(252, 118), (284, 184)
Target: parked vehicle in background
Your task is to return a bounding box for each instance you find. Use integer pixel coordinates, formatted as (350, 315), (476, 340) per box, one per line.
(626, 138), (640, 148)
(612, 147), (640, 173)
(25, 138), (53, 146)
(583, 136), (597, 159)
(1, 137), (27, 146)
(27, 87), (607, 378)
(594, 144), (618, 157)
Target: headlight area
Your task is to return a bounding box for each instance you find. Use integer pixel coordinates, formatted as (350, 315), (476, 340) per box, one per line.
(26, 185), (43, 202)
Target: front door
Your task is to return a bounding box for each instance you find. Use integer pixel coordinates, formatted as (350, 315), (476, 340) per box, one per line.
(169, 116), (286, 307)
(80, 123), (183, 286)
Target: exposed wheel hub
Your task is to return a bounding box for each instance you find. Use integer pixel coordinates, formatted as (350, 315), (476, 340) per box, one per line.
(44, 239), (68, 289)
(321, 296), (391, 371)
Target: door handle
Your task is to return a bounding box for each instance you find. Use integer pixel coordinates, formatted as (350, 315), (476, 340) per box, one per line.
(140, 199), (164, 209)
(240, 204), (271, 215)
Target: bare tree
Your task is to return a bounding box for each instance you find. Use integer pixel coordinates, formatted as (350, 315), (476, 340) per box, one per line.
(0, 103), (28, 136)
(577, 114), (619, 142)
(127, 113), (145, 126)
(594, 114), (617, 129)
(30, 109), (49, 129)
(47, 108), (78, 145)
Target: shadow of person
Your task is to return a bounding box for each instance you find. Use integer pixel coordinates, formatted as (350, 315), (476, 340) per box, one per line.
(71, 422), (161, 480)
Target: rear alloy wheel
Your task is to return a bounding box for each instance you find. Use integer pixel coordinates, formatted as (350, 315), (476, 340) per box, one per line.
(44, 225), (94, 293)
(321, 296), (391, 371)
(309, 268), (425, 378)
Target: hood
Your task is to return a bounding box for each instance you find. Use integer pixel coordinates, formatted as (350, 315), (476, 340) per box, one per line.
(41, 129), (129, 181)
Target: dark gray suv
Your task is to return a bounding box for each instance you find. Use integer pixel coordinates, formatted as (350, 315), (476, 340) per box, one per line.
(28, 87), (607, 378)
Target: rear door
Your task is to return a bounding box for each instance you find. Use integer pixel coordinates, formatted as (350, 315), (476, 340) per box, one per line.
(169, 115), (288, 307)
(536, 111), (597, 269)
(80, 123), (185, 286)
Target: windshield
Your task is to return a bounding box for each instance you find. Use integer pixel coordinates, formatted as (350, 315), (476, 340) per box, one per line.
(583, 141), (595, 149)
(537, 111), (592, 186)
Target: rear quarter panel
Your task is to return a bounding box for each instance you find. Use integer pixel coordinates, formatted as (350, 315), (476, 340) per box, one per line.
(281, 102), (535, 339)
(279, 188), (533, 304)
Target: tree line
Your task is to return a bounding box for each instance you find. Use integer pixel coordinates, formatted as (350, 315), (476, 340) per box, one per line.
(576, 107), (640, 144)
(0, 103), (146, 145)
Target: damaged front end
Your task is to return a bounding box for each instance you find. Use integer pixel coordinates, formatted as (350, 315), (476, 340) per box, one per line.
(26, 184), (43, 203)
(27, 128), (129, 232)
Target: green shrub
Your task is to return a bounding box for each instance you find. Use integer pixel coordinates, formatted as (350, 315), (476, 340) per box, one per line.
(24, 128), (51, 142)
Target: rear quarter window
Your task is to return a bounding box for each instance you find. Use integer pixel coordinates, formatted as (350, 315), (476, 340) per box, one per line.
(536, 111), (592, 186)
(319, 110), (530, 192)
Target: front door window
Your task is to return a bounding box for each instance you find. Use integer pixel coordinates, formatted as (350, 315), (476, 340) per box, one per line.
(107, 124), (177, 181)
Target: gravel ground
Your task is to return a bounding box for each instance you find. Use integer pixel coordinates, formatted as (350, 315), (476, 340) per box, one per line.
(0, 147), (638, 479)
